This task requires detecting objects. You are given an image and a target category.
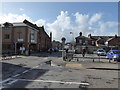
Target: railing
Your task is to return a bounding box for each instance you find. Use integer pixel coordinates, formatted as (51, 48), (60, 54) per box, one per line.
(63, 53), (112, 63)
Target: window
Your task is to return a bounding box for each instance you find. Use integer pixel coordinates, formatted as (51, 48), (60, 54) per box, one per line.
(85, 40), (88, 45)
(31, 30), (35, 40)
(92, 41), (94, 45)
(79, 40), (82, 44)
(4, 34), (10, 39)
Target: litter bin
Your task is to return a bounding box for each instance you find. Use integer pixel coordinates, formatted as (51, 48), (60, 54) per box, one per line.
(25, 50), (29, 56)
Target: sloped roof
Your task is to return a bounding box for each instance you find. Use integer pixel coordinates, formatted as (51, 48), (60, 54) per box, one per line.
(75, 35), (120, 42)
(75, 36), (92, 40)
(23, 19), (51, 39)
(23, 19), (39, 30)
(91, 36), (114, 41)
(13, 23), (27, 26)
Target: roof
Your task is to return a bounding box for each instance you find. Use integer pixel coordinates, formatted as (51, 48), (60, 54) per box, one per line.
(106, 38), (114, 42)
(75, 35), (120, 43)
(75, 36), (93, 40)
(91, 36), (114, 41)
(23, 19), (39, 30)
(13, 23), (27, 26)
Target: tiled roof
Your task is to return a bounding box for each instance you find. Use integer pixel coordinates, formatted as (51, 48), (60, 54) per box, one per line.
(75, 35), (120, 42)
(13, 23), (27, 26)
(75, 36), (92, 40)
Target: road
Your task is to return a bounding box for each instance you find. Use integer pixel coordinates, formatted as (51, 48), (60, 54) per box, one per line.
(1, 52), (120, 88)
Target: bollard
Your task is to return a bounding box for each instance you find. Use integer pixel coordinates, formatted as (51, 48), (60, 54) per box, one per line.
(93, 58), (94, 62)
(77, 58), (79, 62)
(99, 55), (100, 62)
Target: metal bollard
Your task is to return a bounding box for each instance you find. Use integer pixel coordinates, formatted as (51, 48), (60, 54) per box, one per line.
(93, 58), (94, 62)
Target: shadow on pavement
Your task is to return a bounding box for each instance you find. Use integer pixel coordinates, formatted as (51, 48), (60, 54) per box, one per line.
(30, 52), (62, 57)
(2, 62), (49, 88)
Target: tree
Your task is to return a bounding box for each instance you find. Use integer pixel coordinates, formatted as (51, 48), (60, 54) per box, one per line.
(61, 37), (66, 50)
(61, 37), (66, 44)
(116, 42), (120, 49)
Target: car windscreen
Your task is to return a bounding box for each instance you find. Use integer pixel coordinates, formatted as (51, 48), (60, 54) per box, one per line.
(98, 50), (104, 52)
(113, 51), (120, 54)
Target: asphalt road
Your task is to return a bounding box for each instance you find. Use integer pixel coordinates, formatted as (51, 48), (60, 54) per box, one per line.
(1, 52), (120, 88)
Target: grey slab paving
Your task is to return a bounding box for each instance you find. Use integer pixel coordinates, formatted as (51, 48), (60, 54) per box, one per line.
(1, 53), (119, 88)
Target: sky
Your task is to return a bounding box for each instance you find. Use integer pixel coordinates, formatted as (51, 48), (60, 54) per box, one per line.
(0, 2), (119, 42)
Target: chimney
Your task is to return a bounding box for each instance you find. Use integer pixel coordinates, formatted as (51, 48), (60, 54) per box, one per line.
(115, 34), (117, 38)
(79, 32), (82, 36)
(88, 34), (92, 38)
(42, 26), (44, 29)
(50, 32), (52, 41)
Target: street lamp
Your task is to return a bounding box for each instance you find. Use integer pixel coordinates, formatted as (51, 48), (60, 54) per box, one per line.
(15, 41), (17, 57)
(28, 32), (31, 56)
(70, 32), (74, 50)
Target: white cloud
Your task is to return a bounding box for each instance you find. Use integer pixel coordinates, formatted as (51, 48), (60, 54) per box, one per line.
(20, 8), (24, 11)
(46, 11), (72, 41)
(89, 13), (102, 25)
(99, 21), (118, 35)
(74, 12), (89, 26)
(1, 12), (118, 42)
(0, 13), (32, 23)
(35, 19), (46, 26)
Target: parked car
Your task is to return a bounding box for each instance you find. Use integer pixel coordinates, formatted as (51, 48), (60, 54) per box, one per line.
(106, 50), (120, 61)
(94, 49), (106, 56)
(48, 48), (54, 52)
(53, 48), (59, 52)
(48, 48), (59, 52)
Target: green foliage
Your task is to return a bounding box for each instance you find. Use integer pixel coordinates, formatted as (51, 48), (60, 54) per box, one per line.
(117, 42), (120, 47)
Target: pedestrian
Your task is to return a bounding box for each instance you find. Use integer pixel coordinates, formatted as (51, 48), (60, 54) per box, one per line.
(82, 48), (86, 57)
(20, 47), (22, 55)
(66, 49), (68, 53)
(50, 48), (52, 54)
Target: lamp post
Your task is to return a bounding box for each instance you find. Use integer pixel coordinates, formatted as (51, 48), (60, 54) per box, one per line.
(15, 42), (17, 57)
(70, 32), (74, 50)
(28, 31), (31, 56)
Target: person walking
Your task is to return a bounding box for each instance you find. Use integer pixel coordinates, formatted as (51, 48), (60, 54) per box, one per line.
(82, 48), (86, 57)
(50, 48), (53, 54)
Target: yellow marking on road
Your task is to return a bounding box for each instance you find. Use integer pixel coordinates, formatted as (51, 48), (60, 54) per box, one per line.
(65, 64), (84, 69)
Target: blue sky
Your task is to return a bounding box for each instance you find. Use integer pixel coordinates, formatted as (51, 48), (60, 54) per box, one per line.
(2, 2), (118, 22)
(1, 2), (119, 41)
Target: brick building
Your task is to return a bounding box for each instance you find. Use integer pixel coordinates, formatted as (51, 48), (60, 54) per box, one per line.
(75, 32), (120, 53)
(75, 32), (96, 46)
(1, 20), (52, 54)
(52, 40), (62, 50)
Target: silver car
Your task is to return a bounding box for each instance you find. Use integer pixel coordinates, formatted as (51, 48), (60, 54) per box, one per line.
(95, 49), (106, 56)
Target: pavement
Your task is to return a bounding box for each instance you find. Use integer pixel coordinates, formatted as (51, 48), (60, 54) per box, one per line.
(1, 52), (120, 88)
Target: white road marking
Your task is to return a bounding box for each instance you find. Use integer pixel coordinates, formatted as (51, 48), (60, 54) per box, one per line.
(1, 78), (12, 84)
(33, 65), (39, 68)
(12, 74), (20, 77)
(17, 79), (89, 86)
(1, 64), (40, 85)
(44, 58), (48, 59)
(22, 70), (29, 74)
(7, 79), (18, 85)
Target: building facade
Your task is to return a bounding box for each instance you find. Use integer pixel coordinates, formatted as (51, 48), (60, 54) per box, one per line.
(75, 32), (120, 53)
(1, 20), (52, 54)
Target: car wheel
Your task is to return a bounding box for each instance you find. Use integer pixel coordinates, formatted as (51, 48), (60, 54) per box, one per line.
(112, 58), (115, 61)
